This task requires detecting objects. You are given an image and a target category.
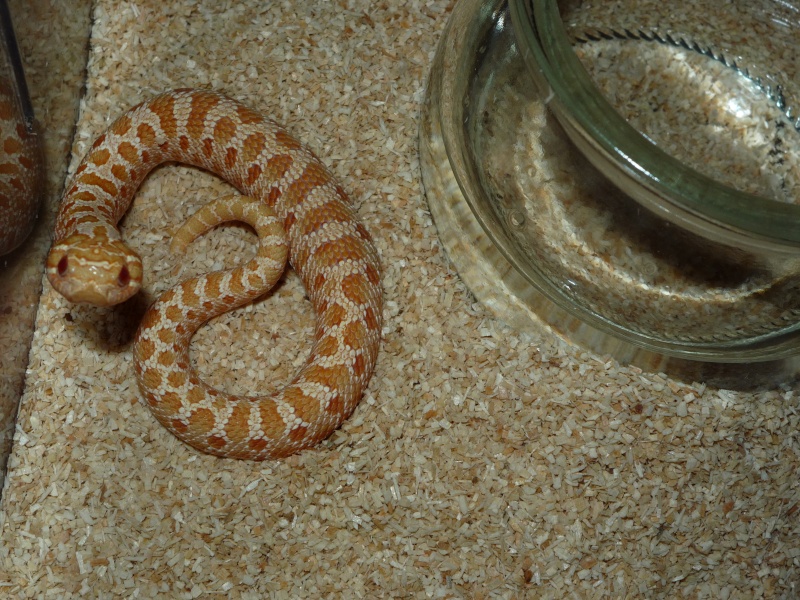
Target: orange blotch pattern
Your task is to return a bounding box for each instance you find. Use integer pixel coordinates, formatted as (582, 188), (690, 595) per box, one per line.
(54, 90), (384, 461)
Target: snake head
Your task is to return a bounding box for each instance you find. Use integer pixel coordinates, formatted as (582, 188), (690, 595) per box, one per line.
(46, 233), (143, 307)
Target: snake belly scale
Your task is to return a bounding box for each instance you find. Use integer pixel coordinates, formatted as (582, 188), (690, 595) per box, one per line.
(46, 89), (382, 459)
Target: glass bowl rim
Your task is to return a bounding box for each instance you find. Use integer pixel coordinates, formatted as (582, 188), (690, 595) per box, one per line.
(509, 0), (800, 249)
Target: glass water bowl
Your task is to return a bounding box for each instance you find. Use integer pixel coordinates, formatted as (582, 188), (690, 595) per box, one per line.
(420, 0), (800, 386)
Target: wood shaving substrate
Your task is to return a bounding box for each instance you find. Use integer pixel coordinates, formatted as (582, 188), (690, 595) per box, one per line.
(1, 1), (798, 598)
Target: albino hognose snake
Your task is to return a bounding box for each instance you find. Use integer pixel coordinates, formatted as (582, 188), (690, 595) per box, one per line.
(46, 89), (382, 460)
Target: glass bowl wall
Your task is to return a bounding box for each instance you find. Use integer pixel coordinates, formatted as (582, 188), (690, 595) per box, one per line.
(420, 0), (800, 386)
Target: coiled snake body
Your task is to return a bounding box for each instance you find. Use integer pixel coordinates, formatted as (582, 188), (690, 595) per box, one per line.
(0, 83), (40, 256)
(46, 89), (382, 459)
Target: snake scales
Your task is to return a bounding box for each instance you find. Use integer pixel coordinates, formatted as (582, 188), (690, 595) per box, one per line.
(0, 82), (40, 256)
(46, 89), (382, 459)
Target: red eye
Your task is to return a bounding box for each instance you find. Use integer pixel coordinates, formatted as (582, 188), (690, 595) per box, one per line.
(57, 256), (68, 276)
(118, 265), (131, 287)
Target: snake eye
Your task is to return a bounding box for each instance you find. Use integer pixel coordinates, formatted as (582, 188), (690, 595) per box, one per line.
(57, 256), (68, 277)
(118, 265), (131, 287)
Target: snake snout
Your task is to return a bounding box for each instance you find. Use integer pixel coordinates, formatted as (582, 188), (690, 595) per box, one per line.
(46, 236), (143, 307)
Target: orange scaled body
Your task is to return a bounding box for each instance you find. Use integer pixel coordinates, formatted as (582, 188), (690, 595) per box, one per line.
(47, 89), (382, 459)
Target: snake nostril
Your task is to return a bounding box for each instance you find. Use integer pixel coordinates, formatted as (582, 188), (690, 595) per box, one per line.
(57, 256), (68, 277)
(118, 265), (131, 287)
